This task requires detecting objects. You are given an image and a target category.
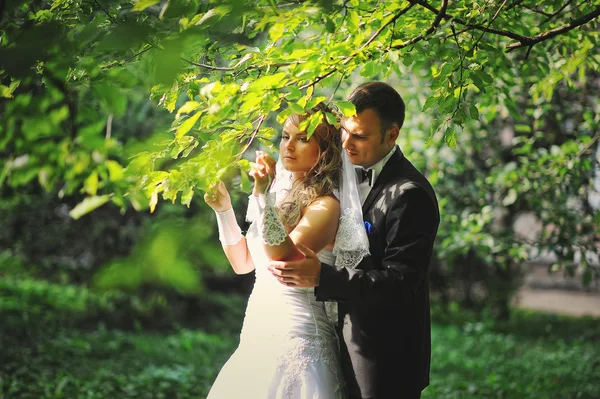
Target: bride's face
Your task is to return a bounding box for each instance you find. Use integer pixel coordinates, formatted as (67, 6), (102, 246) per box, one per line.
(280, 119), (321, 175)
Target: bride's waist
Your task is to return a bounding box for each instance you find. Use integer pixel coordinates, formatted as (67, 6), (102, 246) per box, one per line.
(243, 288), (335, 335)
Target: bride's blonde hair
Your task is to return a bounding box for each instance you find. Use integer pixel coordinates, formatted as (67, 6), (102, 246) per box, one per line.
(277, 103), (342, 230)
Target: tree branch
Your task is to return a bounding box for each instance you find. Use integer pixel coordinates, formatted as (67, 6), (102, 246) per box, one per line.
(576, 132), (600, 158)
(416, 0), (600, 52)
(299, 67), (338, 90)
(450, 25), (466, 120)
(101, 45), (153, 70)
(416, 0), (526, 42)
(328, 70), (346, 103)
(541, 0), (575, 25)
(507, 5), (600, 50)
(236, 115), (266, 159)
(93, 0), (116, 24)
(391, 0), (448, 50)
(359, 2), (416, 51)
(181, 56), (303, 74)
(304, 2), (417, 90)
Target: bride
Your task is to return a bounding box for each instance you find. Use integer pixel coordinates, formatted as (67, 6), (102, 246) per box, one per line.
(204, 103), (369, 399)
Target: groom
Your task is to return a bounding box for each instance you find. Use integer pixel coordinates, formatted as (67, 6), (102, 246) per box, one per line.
(269, 82), (440, 399)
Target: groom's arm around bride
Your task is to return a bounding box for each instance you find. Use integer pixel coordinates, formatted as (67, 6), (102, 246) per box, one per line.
(269, 82), (440, 399)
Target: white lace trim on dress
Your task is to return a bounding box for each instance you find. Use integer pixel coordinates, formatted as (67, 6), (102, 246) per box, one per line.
(248, 193), (287, 246)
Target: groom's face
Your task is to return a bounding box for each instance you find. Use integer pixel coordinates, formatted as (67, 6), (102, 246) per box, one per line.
(341, 108), (397, 168)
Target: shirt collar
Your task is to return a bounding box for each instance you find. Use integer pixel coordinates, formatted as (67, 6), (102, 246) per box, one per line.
(358, 145), (398, 187)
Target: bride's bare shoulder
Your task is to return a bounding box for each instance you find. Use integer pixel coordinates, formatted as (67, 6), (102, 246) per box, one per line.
(307, 194), (339, 211)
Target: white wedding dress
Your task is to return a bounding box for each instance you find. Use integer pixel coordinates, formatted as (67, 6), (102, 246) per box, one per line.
(206, 213), (346, 399)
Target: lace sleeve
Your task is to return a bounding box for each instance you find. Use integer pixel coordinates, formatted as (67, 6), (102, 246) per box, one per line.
(333, 208), (370, 268)
(249, 193), (287, 246)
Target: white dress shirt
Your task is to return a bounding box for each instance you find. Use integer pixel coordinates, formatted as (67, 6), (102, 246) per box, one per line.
(357, 145), (398, 204)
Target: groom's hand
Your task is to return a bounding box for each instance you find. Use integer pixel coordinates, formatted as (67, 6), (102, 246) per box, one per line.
(268, 244), (321, 288)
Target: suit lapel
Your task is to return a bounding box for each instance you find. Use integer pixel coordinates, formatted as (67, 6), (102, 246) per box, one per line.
(362, 149), (404, 214)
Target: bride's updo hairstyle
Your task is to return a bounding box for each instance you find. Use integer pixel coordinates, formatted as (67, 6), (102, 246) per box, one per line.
(278, 103), (342, 230)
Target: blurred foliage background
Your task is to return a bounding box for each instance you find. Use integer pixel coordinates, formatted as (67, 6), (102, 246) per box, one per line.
(1, 0), (599, 397)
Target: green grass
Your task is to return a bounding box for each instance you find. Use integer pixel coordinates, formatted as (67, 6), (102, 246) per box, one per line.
(1, 327), (236, 399)
(1, 278), (599, 398)
(424, 322), (600, 398)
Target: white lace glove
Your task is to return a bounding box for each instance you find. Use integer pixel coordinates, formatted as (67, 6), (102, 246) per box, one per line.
(248, 193), (287, 246)
(215, 208), (243, 246)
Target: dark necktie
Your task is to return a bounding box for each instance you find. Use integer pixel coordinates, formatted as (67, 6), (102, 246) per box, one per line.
(356, 168), (373, 185)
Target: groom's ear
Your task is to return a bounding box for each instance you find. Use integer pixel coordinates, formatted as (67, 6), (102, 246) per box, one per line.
(387, 125), (400, 144)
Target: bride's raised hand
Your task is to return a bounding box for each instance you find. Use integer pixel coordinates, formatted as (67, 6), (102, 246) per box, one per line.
(204, 180), (232, 212)
(250, 150), (276, 195)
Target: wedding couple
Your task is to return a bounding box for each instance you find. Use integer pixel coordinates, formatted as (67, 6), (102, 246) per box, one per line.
(204, 82), (440, 399)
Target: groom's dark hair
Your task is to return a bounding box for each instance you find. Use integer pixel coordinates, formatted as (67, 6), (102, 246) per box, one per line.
(348, 82), (406, 137)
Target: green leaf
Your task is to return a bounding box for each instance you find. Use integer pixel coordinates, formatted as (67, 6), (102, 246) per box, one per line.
(69, 195), (111, 219)
(286, 86), (302, 100)
(469, 73), (486, 93)
(239, 168), (251, 193)
(277, 108), (293, 124)
(181, 187), (194, 207)
(325, 17), (335, 34)
(336, 101), (356, 117)
(132, 0), (160, 12)
(325, 112), (338, 126)
(514, 124), (532, 133)
(474, 70), (493, 84)
(423, 95), (437, 111)
(360, 61), (381, 78)
(106, 160), (124, 181)
(269, 22), (285, 41)
(469, 104), (480, 120)
(249, 72), (288, 91)
(287, 102), (305, 114)
(153, 42), (184, 85)
(305, 113), (321, 138)
(444, 127), (457, 149)
(93, 84), (127, 117)
(149, 189), (159, 213)
(176, 101), (201, 118)
(306, 96), (328, 110)
(84, 172), (99, 196)
(176, 111), (202, 139)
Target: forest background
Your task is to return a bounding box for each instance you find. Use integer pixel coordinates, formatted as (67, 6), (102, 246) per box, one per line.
(1, 0), (599, 397)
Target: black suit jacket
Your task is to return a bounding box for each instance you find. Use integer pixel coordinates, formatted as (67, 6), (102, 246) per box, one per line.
(316, 148), (440, 399)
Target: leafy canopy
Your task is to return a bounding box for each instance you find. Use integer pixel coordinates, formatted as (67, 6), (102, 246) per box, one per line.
(1, 0), (599, 216)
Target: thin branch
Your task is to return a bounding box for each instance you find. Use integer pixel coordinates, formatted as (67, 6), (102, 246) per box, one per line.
(105, 114), (113, 139)
(302, 2), (417, 90)
(236, 115), (266, 159)
(523, 5), (554, 18)
(416, 0), (600, 52)
(416, 0), (526, 42)
(468, 0), (508, 55)
(359, 2), (416, 51)
(257, 2), (302, 9)
(101, 45), (153, 70)
(504, 0), (528, 12)
(450, 25), (466, 120)
(299, 67), (338, 90)
(540, 0), (574, 25)
(576, 133), (600, 158)
(92, 0), (116, 24)
(391, 0), (448, 50)
(182, 56), (303, 74)
(181, 58), (239, 71)
(507, 5), (600, 50)
(328, 70), (347, 103)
